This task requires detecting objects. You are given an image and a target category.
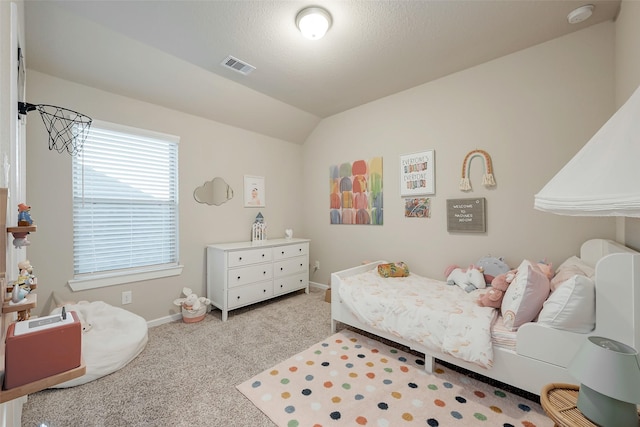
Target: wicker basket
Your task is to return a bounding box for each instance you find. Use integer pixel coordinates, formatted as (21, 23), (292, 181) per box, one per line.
(181, 305), (207, 323)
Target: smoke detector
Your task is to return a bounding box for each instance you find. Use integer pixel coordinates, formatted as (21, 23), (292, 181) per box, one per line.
(567, 4), (594, 24)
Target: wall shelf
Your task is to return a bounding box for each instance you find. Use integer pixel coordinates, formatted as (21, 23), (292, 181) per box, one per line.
(6, 226), (36, 234)
(0, 190), (84, 402)
(2, 294), (36, 314)
(0, 360), (86, 403)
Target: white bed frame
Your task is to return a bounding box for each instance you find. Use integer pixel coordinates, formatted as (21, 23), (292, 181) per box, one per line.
(330, 238), (640, 396)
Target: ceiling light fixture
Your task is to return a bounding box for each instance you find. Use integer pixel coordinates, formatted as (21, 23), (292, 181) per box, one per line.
(567, 4), (594, 24)
(296, 7), (332, 40)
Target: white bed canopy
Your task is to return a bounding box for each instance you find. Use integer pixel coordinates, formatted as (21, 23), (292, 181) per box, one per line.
(534, 85), (640, 217)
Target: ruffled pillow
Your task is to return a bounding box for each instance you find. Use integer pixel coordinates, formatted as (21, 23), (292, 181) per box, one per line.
(550, 256), (595, 291)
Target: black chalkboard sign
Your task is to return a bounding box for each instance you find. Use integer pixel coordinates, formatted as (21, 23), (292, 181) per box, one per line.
(446, 198), (486, 233)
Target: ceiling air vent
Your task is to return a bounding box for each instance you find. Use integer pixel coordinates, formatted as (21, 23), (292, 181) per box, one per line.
(221, 55), (256, 76)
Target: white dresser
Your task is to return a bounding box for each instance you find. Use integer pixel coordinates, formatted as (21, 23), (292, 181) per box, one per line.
(206, 238), (310, 321)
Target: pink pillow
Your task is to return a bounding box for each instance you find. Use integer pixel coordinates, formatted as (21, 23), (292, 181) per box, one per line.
(501, 260), (551, 331)
(550, 256), (595, 291)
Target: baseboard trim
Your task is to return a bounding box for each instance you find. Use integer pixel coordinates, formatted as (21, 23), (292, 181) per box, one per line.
(309, 281), (328, 290)
(147, 312), (182, 328)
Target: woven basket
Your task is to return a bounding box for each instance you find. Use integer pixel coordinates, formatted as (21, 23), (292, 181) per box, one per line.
(181, 305), (208, 323)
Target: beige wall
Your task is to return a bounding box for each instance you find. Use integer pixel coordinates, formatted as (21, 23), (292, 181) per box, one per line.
(25, 16), (625, 322)
(25, 71), (305, 320)
(615, 1), (640, 249)
(303, 21), (616, 286)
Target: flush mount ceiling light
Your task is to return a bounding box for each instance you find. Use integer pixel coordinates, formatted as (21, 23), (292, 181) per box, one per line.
(296, 7), (332, 40)
(567, 4), (594, 24)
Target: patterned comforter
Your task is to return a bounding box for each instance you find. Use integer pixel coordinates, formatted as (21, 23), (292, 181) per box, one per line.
(338, 268), (498, 368)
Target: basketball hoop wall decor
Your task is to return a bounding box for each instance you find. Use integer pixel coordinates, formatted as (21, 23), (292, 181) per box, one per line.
(18, 102), (92, 156)
(459, 149), (496, 191)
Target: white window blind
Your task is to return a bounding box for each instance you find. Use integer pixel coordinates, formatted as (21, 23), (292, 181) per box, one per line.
(72, 120), (179, 277)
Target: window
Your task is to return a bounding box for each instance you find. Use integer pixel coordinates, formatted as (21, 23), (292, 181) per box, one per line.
(69, 120), (181, 291)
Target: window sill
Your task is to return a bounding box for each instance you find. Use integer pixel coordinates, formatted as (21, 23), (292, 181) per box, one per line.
(68, 264), (184, 291)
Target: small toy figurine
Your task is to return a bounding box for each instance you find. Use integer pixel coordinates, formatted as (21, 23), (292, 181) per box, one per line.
(17, 203), (33, 226)
(12, 232), (30, 249)
(11, 283), (29, 304)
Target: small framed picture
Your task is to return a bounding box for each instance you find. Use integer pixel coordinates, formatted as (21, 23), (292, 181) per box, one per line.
(244, 175), (265, 207)
(400, 150), (435, 197)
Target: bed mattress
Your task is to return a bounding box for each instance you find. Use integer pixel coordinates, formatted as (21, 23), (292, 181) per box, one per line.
(338, 269), (498, 367)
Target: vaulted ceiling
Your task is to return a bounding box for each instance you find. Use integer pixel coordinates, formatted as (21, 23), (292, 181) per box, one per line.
(24, 1), (620, 144)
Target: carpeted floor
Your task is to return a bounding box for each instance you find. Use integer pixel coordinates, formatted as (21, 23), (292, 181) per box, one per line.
(238, 329), (552, 427)
(21, 287), (549, 426)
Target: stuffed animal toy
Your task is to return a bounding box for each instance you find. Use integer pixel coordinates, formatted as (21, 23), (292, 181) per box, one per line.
(535, 261), (554, 280)
(174, 287), (210, 312)
(478, 269), (517, 308)
(445, 264), (486, 293)
(173, 287), (211, 323)
(476, 255), (511, 284)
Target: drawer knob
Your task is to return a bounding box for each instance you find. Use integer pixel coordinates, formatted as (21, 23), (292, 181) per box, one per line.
(239, 257), (242, 261)
(263, 271), (266, 275)
(299, 248), (302, 252)
(237, 276), (241, 280)
(280, 267), (284, 271)
(263, 289), (267, 293)
(281, 251), (285, 255)
(237, 296), (241, 300)
(261, 253), (265, 257)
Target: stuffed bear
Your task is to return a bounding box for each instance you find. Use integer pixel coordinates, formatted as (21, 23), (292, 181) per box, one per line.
(445, 264), (486, 293)
(478, 270), (516, 308)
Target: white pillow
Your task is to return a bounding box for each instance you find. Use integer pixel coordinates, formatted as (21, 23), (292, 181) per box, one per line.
(537, 274), (595, 333)
(501, 259), (550, 331)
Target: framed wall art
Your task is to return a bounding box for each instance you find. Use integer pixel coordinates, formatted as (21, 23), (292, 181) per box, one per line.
(446, 198), (486, 233)
(400, 150), (435, 197)
(329, 157), (383, 225)
(404, 198), (431, 218)
(244, 175), (265, 207)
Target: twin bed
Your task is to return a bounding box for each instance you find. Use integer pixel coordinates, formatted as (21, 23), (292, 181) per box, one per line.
(330, 238), (640, 396)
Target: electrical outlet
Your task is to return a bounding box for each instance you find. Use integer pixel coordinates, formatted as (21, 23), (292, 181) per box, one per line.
(122, 290), (132, 305)
(314, 260), (320, 270)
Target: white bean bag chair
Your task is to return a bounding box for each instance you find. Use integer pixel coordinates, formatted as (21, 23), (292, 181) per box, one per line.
(48, 300), (148, 388)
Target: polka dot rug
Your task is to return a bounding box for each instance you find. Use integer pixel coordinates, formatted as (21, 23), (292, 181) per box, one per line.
(237, 330), (553, 427)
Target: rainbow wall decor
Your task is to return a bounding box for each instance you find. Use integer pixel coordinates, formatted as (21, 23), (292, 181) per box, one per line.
(330, 157), (383, 225)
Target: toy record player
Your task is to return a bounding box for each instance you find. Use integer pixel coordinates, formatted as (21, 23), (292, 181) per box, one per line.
(4, 309), (81, 389)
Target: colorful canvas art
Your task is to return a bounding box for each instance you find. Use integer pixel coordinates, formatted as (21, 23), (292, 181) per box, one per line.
(330, 157), (383, 225)
(405, 198), (431, 218)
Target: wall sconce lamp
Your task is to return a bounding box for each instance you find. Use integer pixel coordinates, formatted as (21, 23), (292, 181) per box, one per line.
(296, 7), (332, 40)
(568, 336), (640, 426)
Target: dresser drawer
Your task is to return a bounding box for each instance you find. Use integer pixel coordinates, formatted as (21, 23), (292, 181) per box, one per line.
(227, 248), (272, 267)
(272, 243), (308, 260)
(228, 264), (273, 288)
(273, 257), (308, 278)
(274, 272), (308, 296)
(228, 281), (273, 309)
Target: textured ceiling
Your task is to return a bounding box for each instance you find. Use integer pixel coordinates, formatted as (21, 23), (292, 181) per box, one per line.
(23, 1), (621, 143)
